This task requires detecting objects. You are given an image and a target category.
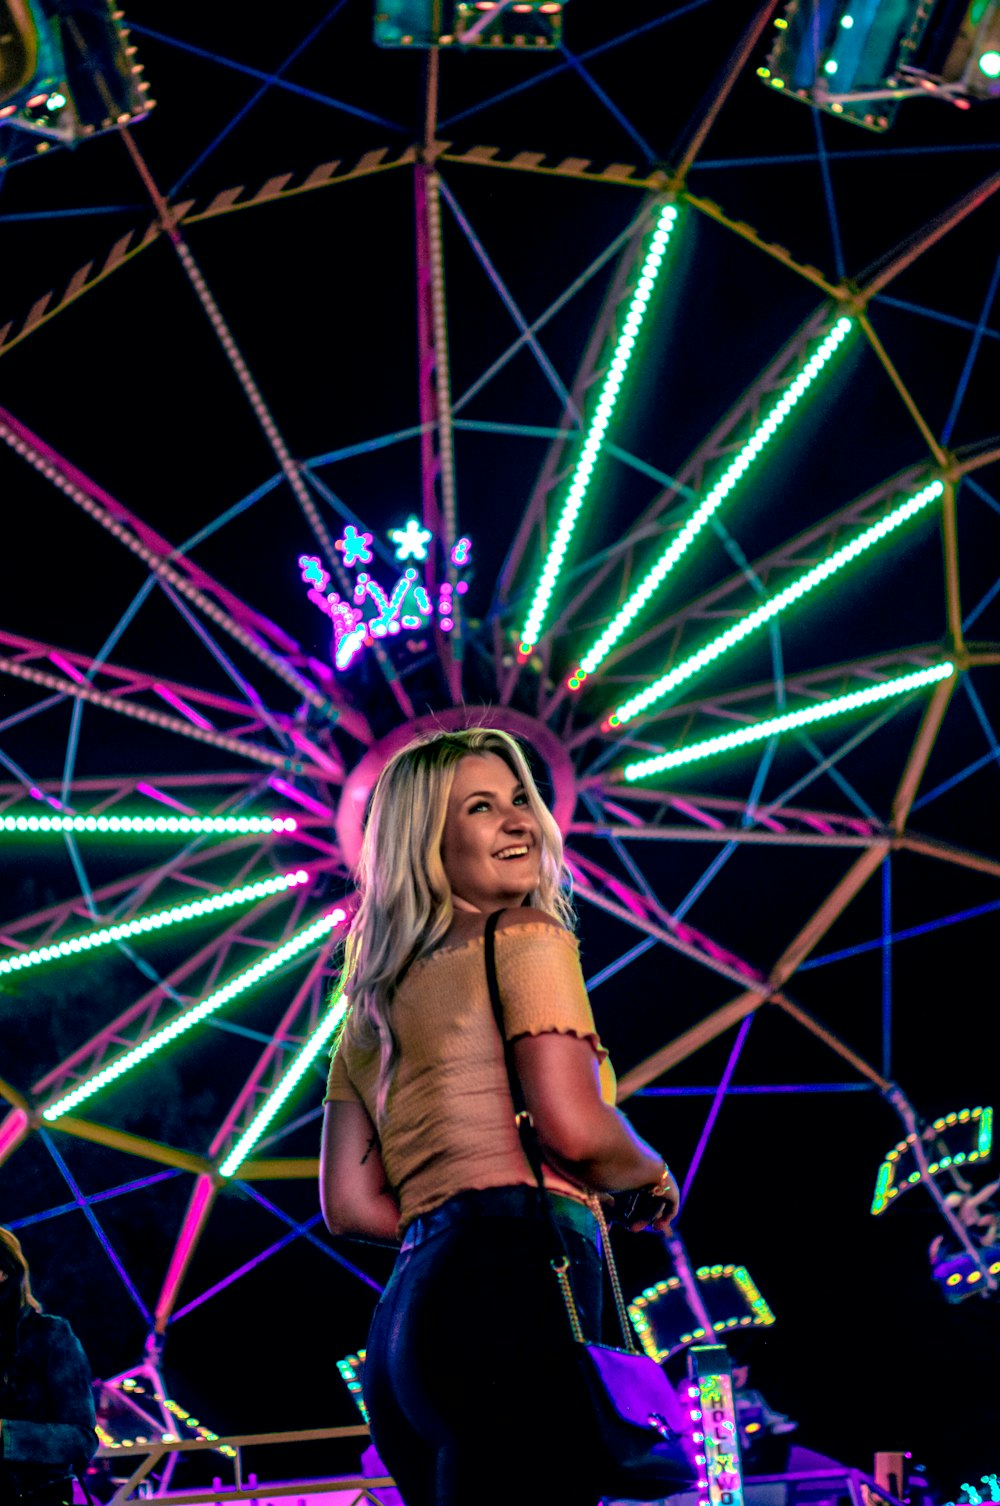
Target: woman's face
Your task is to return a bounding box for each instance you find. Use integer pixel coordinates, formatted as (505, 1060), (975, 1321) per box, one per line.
(440, 752), (542, 913)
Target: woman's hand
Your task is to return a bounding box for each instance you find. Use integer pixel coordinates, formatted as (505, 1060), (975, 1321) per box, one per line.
(616, 1165), (680, 1234)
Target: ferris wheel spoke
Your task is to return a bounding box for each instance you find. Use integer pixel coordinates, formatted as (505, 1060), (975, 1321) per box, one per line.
(416, 159), (462, 704)
(152, 939), (339, 1330)
(566, 462), (938, 748)
(29, 889), (308, 1104)
(542, 302), (845, 710)
(0, 650), (325, 779)
(0, 404), (372, 738)
(0, 830), (288, 948)
(496, 202), (659, 705)
(565, 844), (764, 992)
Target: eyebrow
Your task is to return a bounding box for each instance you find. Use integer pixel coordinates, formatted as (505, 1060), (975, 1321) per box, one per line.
(463, 783), (525, 801)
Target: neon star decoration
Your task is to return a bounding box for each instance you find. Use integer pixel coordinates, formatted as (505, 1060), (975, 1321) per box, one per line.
(607, 478), (946, 729)
(298, 520), (472, 670)
(622, 662), (955, 782)
(389, 516), (433, 561)
(42, 908), (348, 1123)
(569, 316), (855, 688)
(218, 978), (349, 1176)
(336, 526), (374, 566)
(519, 201), (682, 658)
(0, 870), (310, 979)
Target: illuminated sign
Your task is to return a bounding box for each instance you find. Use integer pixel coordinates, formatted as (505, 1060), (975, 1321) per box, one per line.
(298, 520), (472, 670)
(689, 1346), (745, 1506)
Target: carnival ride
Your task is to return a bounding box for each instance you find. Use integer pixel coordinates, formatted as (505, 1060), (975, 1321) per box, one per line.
(1, 0), (999, 1491)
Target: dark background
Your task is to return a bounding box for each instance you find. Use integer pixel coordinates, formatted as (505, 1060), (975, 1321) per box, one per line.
(1, 0), (999, 1496)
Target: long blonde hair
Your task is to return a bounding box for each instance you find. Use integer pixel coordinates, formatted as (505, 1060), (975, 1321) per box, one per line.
(0, 1227), (42, 1312)
(338, 728), (573, 1121)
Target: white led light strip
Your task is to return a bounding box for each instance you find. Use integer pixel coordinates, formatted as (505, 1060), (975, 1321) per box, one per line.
(42, 908), (348, 1123)
(518, 202), (681, 656)
(0, 812), (297, 835)
(0, 871), (310, 978)
(609, 478), (945, 728)
(219, 983), (349, 1178)
(623, 662), (954, 782)
(570, 317), (855, 686)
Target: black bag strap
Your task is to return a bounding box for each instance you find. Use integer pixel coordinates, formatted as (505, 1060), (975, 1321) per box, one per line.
(483, 909), (637, 1351)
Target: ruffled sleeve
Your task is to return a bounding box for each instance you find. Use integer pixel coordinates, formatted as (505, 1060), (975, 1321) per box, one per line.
(494, 921), (608, 1063)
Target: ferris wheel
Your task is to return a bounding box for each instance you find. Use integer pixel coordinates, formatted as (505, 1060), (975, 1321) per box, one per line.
(1, 0), (999, 1439)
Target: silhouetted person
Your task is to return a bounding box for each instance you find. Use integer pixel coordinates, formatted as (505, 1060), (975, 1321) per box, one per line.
(0, 1229), (97, 1506)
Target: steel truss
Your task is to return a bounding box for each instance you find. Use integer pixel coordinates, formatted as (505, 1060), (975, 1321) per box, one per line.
(1, 0), (999, 1446)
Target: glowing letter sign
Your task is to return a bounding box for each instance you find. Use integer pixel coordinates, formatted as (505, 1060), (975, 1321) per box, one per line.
(689, 1346), (744, 1506)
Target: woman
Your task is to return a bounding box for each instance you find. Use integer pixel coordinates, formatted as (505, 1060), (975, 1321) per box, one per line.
(320, 728), (678, 1506)
(0, 1229), (97, 1506)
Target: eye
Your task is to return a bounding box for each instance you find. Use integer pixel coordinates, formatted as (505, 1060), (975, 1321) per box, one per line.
(513, 791), (528, 806)
(469, 799), (490, 813)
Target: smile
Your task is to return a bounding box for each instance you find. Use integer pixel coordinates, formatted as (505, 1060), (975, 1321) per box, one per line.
(494, 845), (532, 860)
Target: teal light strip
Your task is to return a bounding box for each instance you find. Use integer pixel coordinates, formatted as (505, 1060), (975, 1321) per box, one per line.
(0, 812), (297, 835)
(609, 478), (945, 728)
(0, 871), (309, 978)
(570, 316), (854, 687)
(42, 909), (347, 1123)
(518, 202), (681, 656)
(623, 662), (954, 782)
(218, 981), (348, 1177)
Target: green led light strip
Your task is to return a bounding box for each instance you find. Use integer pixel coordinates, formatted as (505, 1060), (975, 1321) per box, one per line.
(219, 980), (348, 1177)
(568, 317), (855, 690)
(623, 662), (954, 782)
(0, 871), (310, 979)
(609, 478), (945, 728)
(42, 908), (347, 1123)
(0, 812), (297, 835)
(518, 202), (681, 658)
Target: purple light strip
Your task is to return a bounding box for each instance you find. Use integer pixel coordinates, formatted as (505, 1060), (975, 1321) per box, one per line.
(153, 684), (215, 731)
(798, 894), (1000, 971)
(170, 1213), (326, 1321)
(5, 1168), (181, 1228)
(240, 1184), (384, 1294)
(267, 776), (333, 819)
(38, 1130), (153, 1325)
(48, 653), (88, 685)
(636, 1082), (873, 1096)
(135, 781), (197, 815)
(679, 1014), (754, 1211)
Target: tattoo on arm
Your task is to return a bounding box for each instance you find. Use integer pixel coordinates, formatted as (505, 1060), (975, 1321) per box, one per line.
(360, 1134), (378, 1166)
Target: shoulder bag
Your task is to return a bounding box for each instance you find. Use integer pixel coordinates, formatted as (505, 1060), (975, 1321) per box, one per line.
(483, 910), (696, 1502)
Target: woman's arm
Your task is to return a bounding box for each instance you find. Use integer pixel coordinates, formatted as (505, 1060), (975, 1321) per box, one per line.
(320, 1099), (401, 1243)
(512, 1032), (678, 1230)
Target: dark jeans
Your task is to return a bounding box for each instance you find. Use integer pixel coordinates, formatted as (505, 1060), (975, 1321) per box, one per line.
(363, 1185), (604, 1506)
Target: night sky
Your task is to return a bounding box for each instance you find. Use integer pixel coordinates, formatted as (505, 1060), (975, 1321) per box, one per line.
(1, 1), (999, 1496)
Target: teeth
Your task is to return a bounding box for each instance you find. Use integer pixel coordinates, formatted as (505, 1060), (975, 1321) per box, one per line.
(496, 846), (529, 859)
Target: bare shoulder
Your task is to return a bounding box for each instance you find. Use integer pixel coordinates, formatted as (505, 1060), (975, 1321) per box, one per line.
(496, 906), (574, 939)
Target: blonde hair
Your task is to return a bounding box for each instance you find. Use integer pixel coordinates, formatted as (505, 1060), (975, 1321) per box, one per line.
(0, 1227), (42, 1312)
(338, 727), (573, 1121)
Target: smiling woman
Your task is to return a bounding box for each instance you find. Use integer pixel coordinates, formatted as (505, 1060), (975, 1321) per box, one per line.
(318, 727), (678, 1506)
(440, 751), (543, 912)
